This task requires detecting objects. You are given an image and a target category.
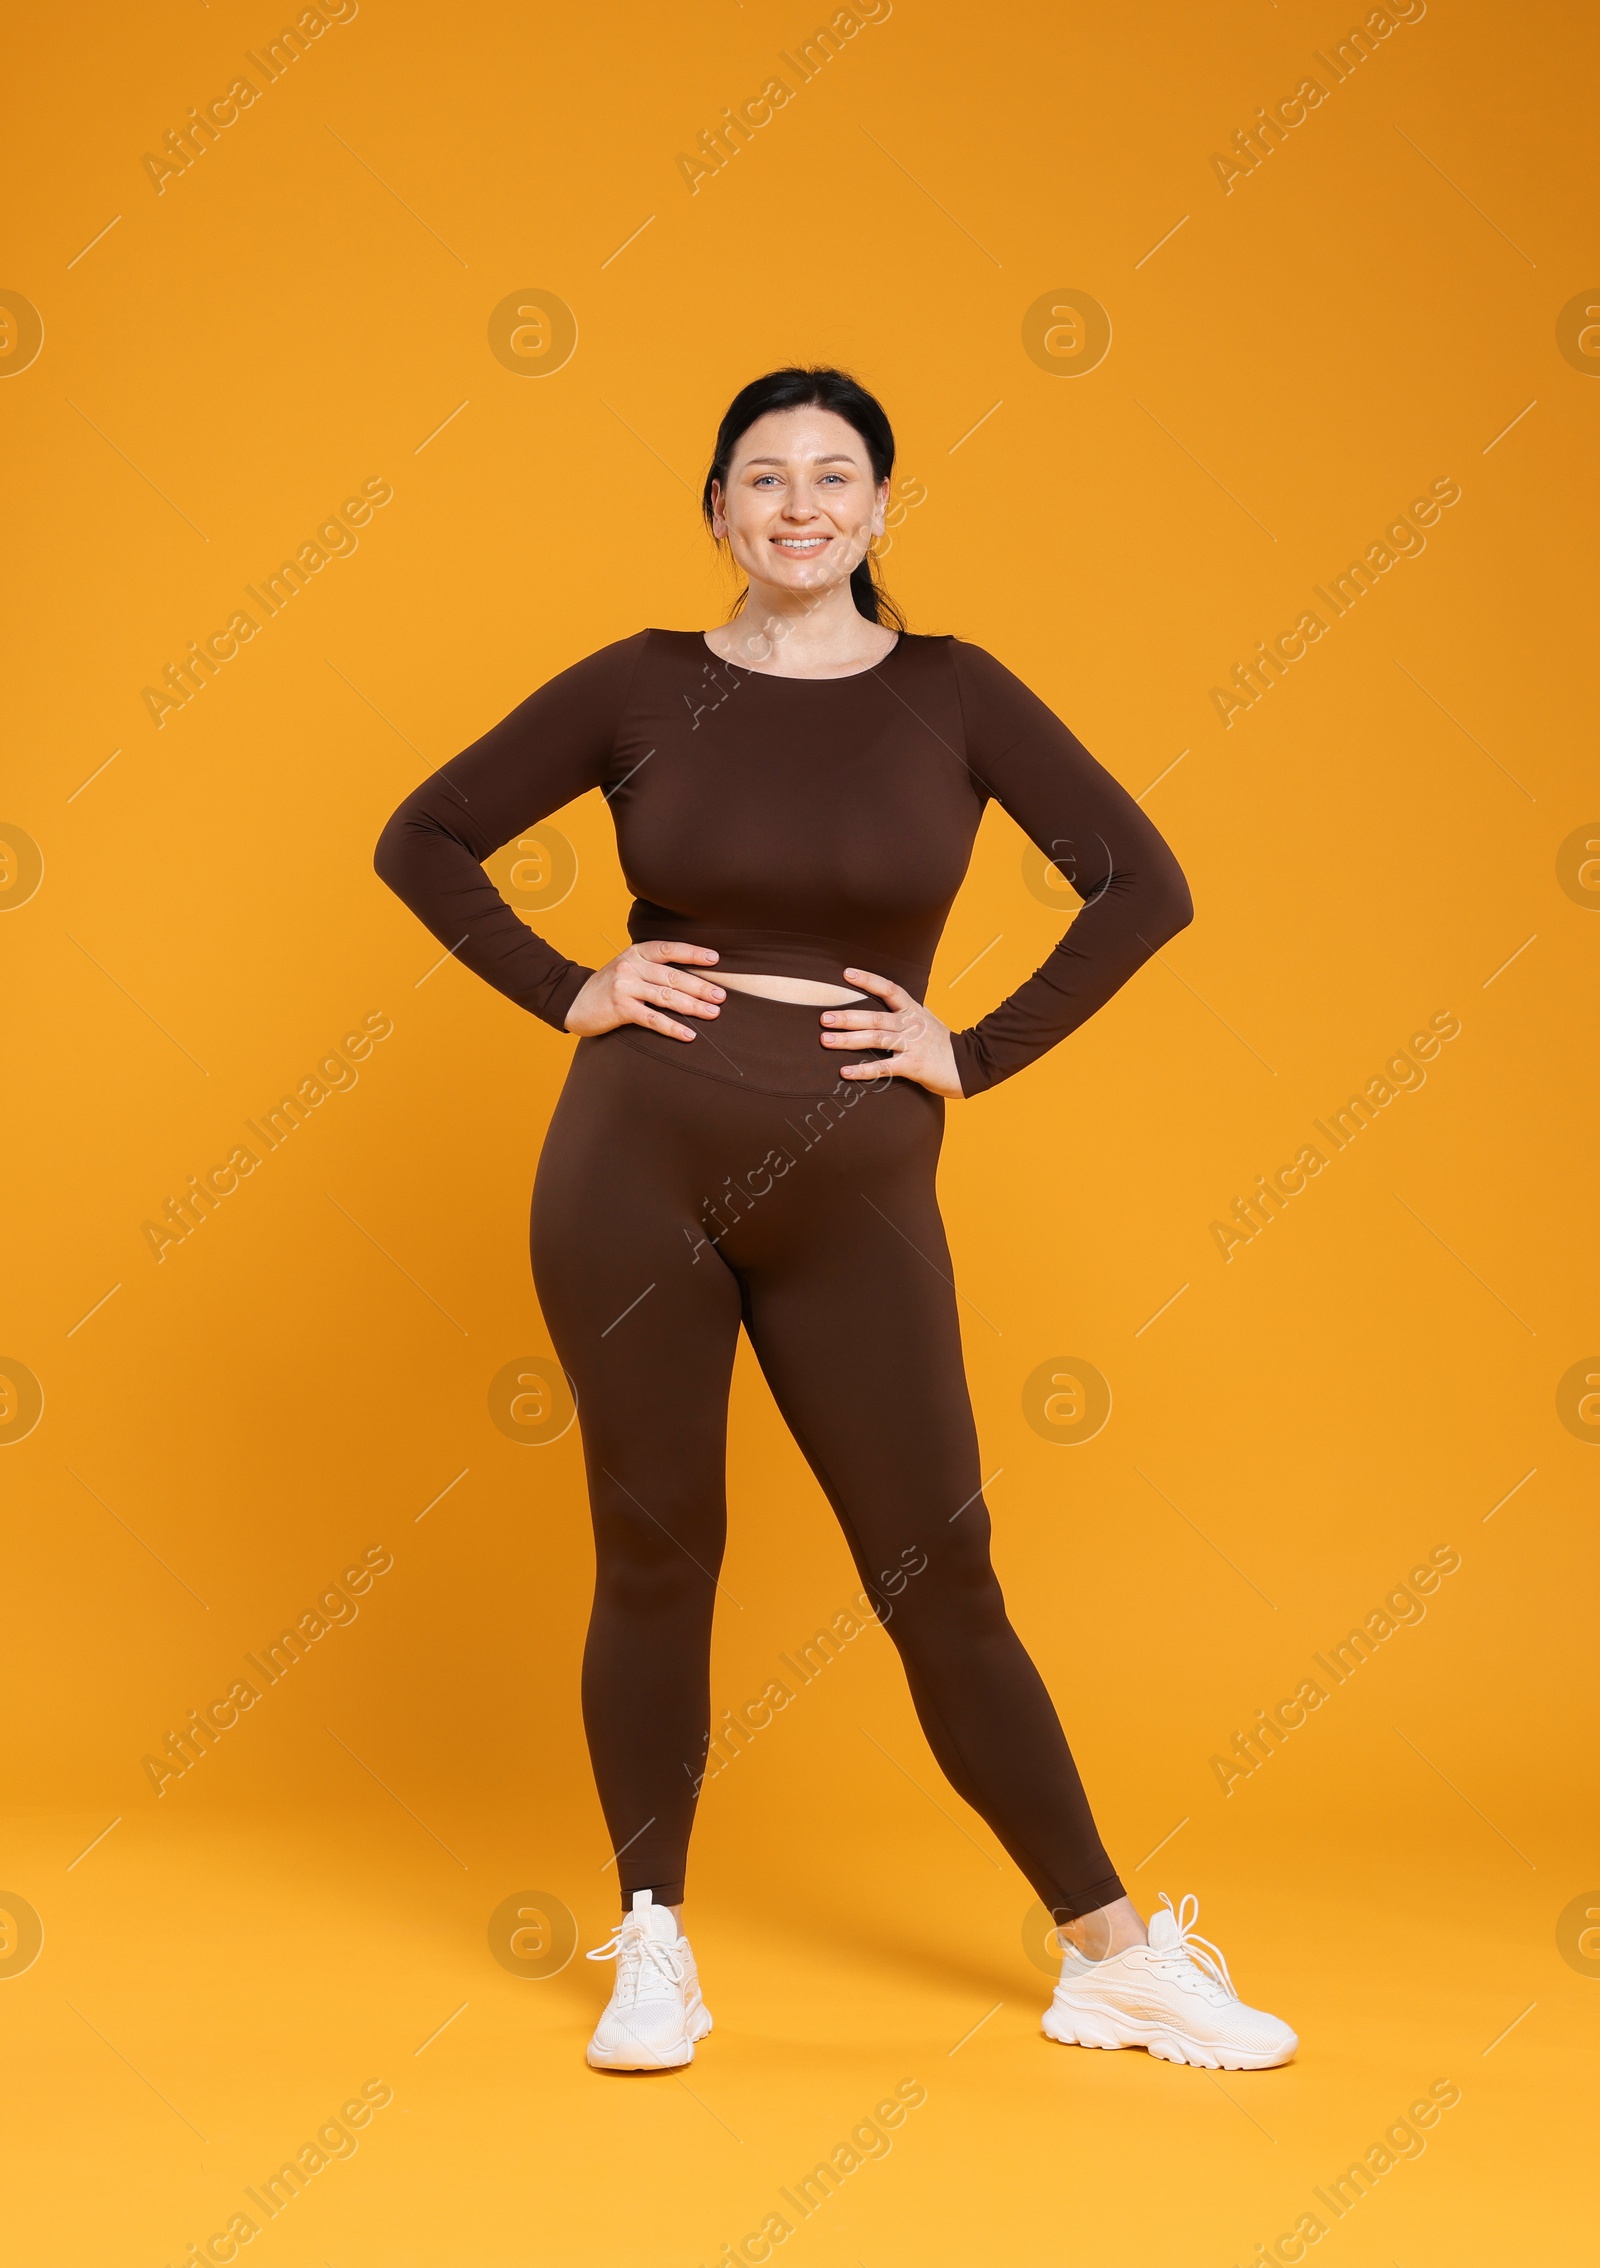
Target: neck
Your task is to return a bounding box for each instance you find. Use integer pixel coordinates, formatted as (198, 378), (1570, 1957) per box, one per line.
(728, 576), (875, 668)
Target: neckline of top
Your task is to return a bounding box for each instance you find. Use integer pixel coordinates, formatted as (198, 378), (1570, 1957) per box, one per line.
(686, 629), (904, 683)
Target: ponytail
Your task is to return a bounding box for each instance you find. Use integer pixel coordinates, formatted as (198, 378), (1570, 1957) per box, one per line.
(849, 551), (891, 626)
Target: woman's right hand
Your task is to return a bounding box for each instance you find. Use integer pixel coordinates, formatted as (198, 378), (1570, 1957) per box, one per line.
(562, 940), (725, 1041)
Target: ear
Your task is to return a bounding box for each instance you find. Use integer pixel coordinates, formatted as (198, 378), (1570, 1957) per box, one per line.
(709, 477), (728, 540)
(870, 477), (890, 536)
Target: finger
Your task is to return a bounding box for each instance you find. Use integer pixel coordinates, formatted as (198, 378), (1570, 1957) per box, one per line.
(643, 983), (721, 1016)
(627, 1004), (697, 1041)
(822, 1025), (900, 1048)
(843, 966), (911, 1009)
(839, 1056), (902, 1079)
(657, 974), (725, 1002)
(627, 971), (718, 999)
(819, 1008), (904, 1030)
(623, 970), (725, 1007)
(636, 940), (720, 966)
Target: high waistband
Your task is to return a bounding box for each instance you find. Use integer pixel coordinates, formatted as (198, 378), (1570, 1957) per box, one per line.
(586, 982), (897, 1097)
(625, 915), (928, 1000)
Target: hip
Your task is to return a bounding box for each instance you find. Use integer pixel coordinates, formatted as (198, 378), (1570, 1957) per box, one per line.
(536, 991), (944, 1220)
(583, 982), (895, 1099)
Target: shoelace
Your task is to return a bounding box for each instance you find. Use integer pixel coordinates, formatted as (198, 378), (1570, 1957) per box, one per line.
(585, 1916), (687, 2004)
(1147, 1892), (1238, 2001)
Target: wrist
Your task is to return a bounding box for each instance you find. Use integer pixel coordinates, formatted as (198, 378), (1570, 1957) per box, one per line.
(946, 1030), (985, 1099)
(553, 962), (598, 1032)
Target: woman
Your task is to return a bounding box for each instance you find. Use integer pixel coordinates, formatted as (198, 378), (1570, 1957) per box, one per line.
(374, 366), (1296, 2076)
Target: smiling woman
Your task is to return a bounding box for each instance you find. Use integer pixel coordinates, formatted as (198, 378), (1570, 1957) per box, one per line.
(371, 362), (1296, 2084)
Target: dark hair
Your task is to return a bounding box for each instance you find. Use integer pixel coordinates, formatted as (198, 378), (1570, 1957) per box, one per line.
(701, 365), (906, 631)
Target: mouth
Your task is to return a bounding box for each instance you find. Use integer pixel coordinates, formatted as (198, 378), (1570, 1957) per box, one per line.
(771, 535), (831, 554)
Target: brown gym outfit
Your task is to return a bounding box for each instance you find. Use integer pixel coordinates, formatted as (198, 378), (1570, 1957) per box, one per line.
(375, 627), (1193, 1919)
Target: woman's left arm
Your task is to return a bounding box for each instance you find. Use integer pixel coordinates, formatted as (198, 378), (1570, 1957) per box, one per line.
(822, 638), (1194, 1097)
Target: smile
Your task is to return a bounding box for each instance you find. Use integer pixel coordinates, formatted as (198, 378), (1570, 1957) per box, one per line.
(772, 536), (830, 551)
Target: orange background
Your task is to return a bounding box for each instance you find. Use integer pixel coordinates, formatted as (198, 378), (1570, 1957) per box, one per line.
(2, 0), (1596, 2260)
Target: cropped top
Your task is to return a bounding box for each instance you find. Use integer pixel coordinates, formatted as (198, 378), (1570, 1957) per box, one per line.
(372, 628), (1194, 1097)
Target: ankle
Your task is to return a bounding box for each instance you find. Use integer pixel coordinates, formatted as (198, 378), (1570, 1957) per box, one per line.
(622, 1893), (685, 1933)
(1057, 1895), (1147, 1962)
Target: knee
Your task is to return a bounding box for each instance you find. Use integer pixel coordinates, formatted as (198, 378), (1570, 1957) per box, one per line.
(883, 1543), (1010, 1651)
(590, 1490), (721, 1617)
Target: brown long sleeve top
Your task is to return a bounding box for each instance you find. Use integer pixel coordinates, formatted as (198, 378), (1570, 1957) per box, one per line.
(373, 628), (1194, 1097)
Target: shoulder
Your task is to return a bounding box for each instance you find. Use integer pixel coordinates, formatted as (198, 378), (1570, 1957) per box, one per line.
(526, 627), (653, 687)
(884, 631), (1032, 716)
(522, 627), (659, 711)
(944, 635), (1024, 682)
(939, 636), (1048, 711)
(563, 626), (656, 675)
(639, 627), (714, 660)
(479, 631), (658, 750)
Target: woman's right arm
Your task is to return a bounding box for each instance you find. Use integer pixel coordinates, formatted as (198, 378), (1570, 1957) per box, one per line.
(372, 633), (646, 1032)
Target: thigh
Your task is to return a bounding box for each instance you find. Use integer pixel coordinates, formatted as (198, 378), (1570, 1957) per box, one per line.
(532, 1036), (745, 1566)
(730, 1077), (993, 1593)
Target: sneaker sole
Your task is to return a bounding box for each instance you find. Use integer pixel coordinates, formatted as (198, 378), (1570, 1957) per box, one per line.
(586, 2007), (713, 2072)
(1041, 2002), (1295, 2071)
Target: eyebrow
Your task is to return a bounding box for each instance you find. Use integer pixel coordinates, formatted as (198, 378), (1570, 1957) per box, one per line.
(740, 453), (859, 467)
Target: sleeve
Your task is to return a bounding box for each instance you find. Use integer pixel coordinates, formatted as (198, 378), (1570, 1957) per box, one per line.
(372, 631), (647, 1032)
(946, 640), (1194, 1097)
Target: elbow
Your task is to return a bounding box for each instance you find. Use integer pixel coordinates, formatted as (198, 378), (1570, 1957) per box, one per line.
(1152, 866), (1189, 938)
(374, 786), (478, 897)
(1138, 863), (1193, 952)
(1115, 826), (1193, 951)
(373, 807), (413, 895)
(1155, 847), (1194, 942)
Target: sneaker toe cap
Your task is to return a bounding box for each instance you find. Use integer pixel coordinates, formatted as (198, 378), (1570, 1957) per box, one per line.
(588, 2003), (690, 2064)
(1229, 2004), (1298, 2062)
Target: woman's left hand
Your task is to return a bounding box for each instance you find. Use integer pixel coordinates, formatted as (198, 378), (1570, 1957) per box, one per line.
(820, 968), (964, 1098)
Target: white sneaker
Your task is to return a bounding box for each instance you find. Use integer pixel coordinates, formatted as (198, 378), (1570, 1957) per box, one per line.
(1042, 1892), (1297, 2070)
(584, 1891), (713, 2071)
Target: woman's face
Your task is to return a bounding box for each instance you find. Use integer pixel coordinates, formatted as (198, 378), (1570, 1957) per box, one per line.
(710, 406), (889, 602)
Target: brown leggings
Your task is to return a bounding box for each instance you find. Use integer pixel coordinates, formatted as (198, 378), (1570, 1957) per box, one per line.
(529, 987), (1126, 1924)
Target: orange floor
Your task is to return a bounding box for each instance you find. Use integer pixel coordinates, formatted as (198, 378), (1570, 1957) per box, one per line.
(5, 1757), (1588, 2264)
